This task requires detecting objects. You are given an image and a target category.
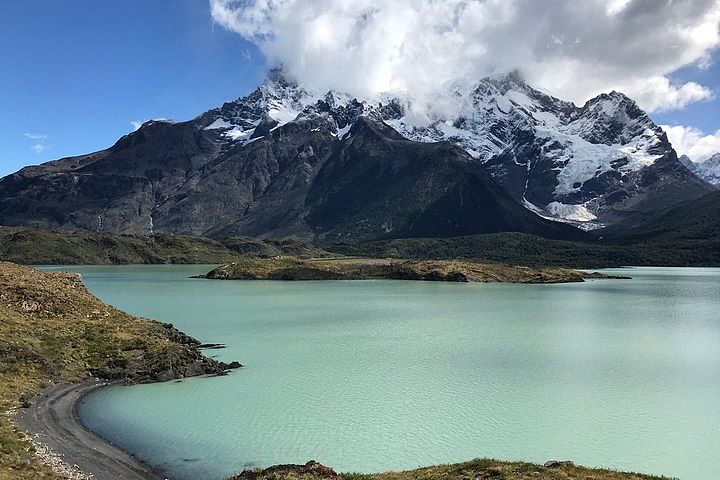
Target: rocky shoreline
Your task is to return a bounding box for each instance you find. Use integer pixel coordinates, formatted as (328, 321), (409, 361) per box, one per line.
(15, 379), (165, 480)
(0, 262), (242, 479)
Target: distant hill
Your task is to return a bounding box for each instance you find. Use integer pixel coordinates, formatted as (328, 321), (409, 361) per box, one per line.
(0, 227), (330, 265)
(608, 190), (720, 242)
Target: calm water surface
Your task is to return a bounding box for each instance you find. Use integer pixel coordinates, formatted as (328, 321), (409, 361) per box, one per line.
(41, 266), (720, 480)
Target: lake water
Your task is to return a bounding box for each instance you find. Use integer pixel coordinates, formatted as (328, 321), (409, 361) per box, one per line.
(41, 265), (720, 480)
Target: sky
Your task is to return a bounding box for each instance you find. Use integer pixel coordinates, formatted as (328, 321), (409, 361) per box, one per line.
(1, 0), (719, 178)
(0, 1), (266, 177)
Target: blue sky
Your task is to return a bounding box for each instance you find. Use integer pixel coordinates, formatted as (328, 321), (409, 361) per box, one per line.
(1, 1), (719, 177)
(657, 61), (720, 132)
(0, 1), (266, 177)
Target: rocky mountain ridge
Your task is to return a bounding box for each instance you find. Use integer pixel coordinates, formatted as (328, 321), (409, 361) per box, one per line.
(680, 153), (720, 186)
(0, 68), (711, 239)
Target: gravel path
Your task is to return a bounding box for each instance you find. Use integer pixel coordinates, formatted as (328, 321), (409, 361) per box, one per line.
(15, 378), (166, 480)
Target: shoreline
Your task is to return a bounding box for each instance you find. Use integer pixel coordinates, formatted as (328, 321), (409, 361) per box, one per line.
(15, 378), (165, 480)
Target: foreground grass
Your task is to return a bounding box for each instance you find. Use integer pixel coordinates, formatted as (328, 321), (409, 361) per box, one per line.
(203, 257), (597, 283)
(0, 262), (233, 479)
(228, 459), (673, 480)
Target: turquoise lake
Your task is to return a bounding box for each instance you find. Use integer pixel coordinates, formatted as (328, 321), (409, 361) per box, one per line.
(41, 265), (720, 480)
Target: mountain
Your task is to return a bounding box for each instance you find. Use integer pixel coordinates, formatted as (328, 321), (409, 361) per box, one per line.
(0, 71), (581, 241)
(0, 68), (708, 239)
(680, 153), (720, 186)
(609, 189), (720, 242)
(380, 72), (712, 230)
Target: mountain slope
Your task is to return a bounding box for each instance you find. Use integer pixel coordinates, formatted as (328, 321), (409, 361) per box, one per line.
(0, 75), (581, 241)
(608, 190), (720, 242)
(680, 153), (720, 186)
(304, 117), (581, 240)
(0, 68), (708, 238)
(380, 73), (712, 229)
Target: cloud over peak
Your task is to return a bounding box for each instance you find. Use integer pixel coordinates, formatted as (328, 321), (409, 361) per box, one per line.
(662, 125), (720, 162)
(211, 0), (720, 112)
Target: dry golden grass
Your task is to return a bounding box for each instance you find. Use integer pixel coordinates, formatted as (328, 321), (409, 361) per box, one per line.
(0, 262), (228, 479)
(228, 459), (673, 480)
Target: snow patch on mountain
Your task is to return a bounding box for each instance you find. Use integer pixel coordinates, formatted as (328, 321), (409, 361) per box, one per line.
(377, 74), (670, 225)
(682, 153), (720, 185)
(205, 118), (234, 130)
(545, 202), (597, 222)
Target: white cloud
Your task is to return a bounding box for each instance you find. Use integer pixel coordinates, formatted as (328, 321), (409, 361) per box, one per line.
(662, 125), (720, 162)
(625, 77), (713, 113)
(24, 132), (47, 140)
(25, 133), (48, 153)
(131, 118), (171, 131)
(210, 0), (720, 113)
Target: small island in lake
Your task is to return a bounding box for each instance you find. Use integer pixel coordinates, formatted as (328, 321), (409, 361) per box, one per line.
(201, 257), (626, 283)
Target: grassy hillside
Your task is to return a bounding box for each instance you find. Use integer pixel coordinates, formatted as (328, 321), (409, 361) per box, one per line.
(1, 218), (719, 269)
(608, 190), (720, 242)
(0, 227), (331, 265)
(328, 232), (720, 268)
(0, 262), (238, 479)
(227, 459), (671, 480)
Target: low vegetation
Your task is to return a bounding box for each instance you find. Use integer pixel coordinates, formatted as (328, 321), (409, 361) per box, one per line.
(227, 459), (671, 480)
(328, 232), (720, 268)
(0, 262), (238, 479)
(203, 257), (610, 283)
(0, 227), (331, 265)
(1, 226), (718, 269)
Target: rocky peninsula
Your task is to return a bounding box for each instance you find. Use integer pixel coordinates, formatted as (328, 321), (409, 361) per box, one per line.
(0, 262), (240, 479)
(202, 257), (621, 283)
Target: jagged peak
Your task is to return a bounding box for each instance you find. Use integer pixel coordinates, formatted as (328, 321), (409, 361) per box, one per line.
(264, 65), (290, 84)
(581, 90), (639, 114)
(473, 70), (531, 96)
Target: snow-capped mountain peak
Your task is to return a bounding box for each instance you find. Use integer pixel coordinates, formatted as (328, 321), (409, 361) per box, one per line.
(199, 67), (317, 143)
(373, 73), (675, 229)
(191, 68), (704, 229)
(681, 153), (720, 186)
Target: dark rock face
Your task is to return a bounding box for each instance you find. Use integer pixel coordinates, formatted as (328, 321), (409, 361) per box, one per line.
(305, 118), (582, 241)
